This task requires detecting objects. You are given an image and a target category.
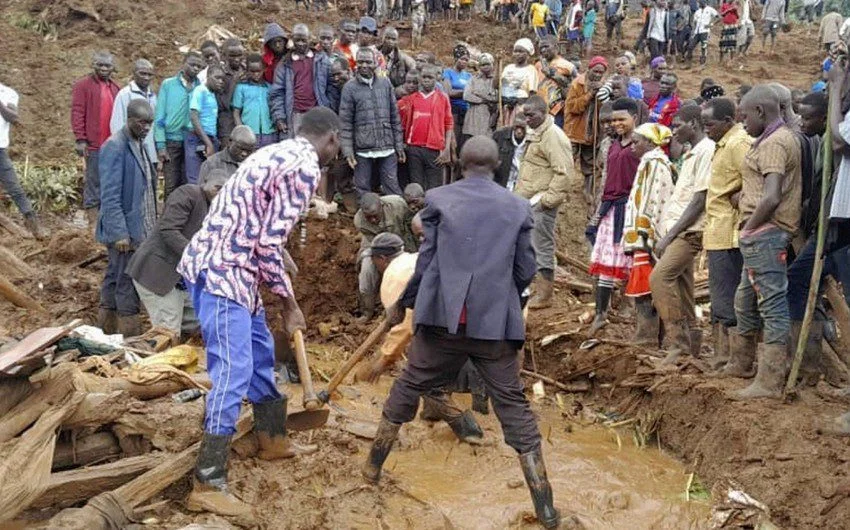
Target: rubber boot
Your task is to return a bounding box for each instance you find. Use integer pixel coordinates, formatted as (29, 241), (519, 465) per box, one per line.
(472, 392), (490, 415)
(253, 396), (318, 459)
(731, 343), (788, 400)
(589, 285), (612, 336)
(421, 393), (484, 444)
(97, 308), (118, 335)
(709, 323), (731, 370)
(186, 433), (254, 521)
(23, 212), (47, 241)
(793, 320), (824, 387)
(362, 415), (401, 483)
(690, 327), (703, 357)
(529, 276), (554, 309)
(519, 448), (560, 529)
(357, 292), (376, 322)
(660, 319), (691, 365)
(633, 297), (660, 347)
(117, 314), (142, 338)
(718, 330), (757, 378)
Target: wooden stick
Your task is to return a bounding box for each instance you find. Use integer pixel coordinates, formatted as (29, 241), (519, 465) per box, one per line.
(0, 245), (37, 278)
(825, 278), (850, 367)
(0, 273), (46, 313)
(76, 251), (107, 269)
(323, 318), (391, 398)
(520, 369), (590, 392)
(0, 211), (32, 239)
(555, 250), (591, 276)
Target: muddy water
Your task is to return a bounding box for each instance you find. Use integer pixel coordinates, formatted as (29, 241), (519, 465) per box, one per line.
(327, 380), (710, 530)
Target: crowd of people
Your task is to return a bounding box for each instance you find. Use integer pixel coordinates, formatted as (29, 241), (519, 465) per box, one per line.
(0, 2), (849, 527)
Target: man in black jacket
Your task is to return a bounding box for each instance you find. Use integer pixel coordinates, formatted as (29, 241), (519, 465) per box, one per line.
(126, 173), (227, 336)
(339, 48), (405, 200)
(492, 111), (527, 188)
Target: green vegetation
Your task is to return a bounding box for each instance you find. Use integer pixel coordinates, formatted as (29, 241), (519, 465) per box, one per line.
(5, 162), (81, 213)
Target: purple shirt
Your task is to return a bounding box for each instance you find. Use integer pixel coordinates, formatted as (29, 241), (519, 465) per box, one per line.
(178, 137), (320, 313)
(292, 55), (317, 113)
(602, 139), (641, 201)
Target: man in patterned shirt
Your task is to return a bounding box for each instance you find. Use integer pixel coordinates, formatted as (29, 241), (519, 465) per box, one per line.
(178, 107), (341, 519)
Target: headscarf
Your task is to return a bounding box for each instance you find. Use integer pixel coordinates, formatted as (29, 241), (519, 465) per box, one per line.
(623, 51), (637, 68)
(453, 43), (470, 59)
(588, 56), (608, 70)
(478, 52), (494, 65)
(700, 84), (725, 101)
(650, 56), (666, 70)
(634, 123), (672, 146)
(514, 38), (535, 55)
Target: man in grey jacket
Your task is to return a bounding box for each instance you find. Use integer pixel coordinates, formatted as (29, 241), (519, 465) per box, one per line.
(339, 48), (405, 200)
(361, 136), (560, 530)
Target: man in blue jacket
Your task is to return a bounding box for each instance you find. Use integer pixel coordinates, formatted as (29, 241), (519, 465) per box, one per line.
(361, 136), (560, 529)
(97, 99), (157, 337)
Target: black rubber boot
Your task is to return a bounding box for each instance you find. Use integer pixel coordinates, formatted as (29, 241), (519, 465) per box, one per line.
(793, 320), (824, 386)
(633, 296), (660, 347)
(362, 415), (401, 483)
(253, 396), (317, 460)
(186, 433), (253, 519)
(709, 323), (731, 370)
(719, 330), (757, 378)
(519, 448), (560, 529)
(472, 392), (490, 415)
(422, 393), (484, 444)
(589, 284), (612, 335)
(446, 410), (485, 445)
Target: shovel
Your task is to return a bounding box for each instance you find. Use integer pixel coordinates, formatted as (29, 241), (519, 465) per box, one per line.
(286, 329), (330, 431)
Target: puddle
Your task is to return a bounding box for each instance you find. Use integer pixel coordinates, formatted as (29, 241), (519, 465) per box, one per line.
(326, 380), (710, 530)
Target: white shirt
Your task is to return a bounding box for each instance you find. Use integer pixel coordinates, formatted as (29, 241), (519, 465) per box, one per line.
(659, 136), (715, 235)
(0, 83), (19, 149)
(649, 9), (668, 41)
(693, 6), (718, 34)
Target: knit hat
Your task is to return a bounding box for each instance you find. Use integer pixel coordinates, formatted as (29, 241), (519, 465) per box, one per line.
(623, 51), (637, 67)
(514, 38), (535, 55)
(367, 232), (405, 257)
(634, 123), (672, 146)
(650, 56), (667, 69)
(588, 56), (608, 70)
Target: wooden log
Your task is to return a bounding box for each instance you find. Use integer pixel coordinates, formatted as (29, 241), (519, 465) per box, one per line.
(826, 278), (850, 367)
(555, 250), (591, 276)
(520, 369), (590, 392)
(822, 341), (850, 387)
(34, 454), (163, 509)
(0, 211), (32, 239)
(0, 245), (36, 279)
(0, 273), (46, 313)
(53, 431), (121, 470)
(0, 364), (78, 443)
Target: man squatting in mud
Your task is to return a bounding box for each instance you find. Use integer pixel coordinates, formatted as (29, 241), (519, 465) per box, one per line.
(176, 107), (341, 520)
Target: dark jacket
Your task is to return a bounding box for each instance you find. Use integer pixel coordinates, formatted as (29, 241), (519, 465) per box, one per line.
(399, 175), (537, 342)
(262, 23), (287, 84)
(127, 184), (210, 295)
(96, 128), (157, 246)
(385, 48), (416, 88)
(269, 52), (331, 135)
(339, 75), (404, 158)
(639, 7), (674, 42)
(493, 127), (520, 188)
(327, 82), (343, 113)
(71, 74), (121, 149)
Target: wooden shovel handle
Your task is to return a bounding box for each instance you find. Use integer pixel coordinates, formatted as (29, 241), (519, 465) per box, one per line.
(292, 329), (321, 411)
(325, 318), (392, 397)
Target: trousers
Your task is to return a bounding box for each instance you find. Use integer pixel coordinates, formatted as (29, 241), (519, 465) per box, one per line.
(407, 145), (442, 191)
(786, 236), (850, 321)
(184, 132), (219, 185)
(353, 153), (402, 199)
(187, 272), (281, 436)
(707, 248), (743, 327)
(735, 227), (791, 345)
(0, 149), (33, 215)
(649, 231), (701, 323)
(162, 140), (186, 200)
(382, 325), (542, 454)
(531, 204), (558, 274)
(83, 149), (101, 209)
(133, 280), (199, 334)
(100, 246), (140, 316)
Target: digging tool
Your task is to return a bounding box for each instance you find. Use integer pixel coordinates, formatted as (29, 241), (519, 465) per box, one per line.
(286, 330), (329, 432)
(316, 318), (392, 404)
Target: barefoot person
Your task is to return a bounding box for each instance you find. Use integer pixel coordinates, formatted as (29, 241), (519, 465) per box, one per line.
(177, 107), (341, 519)
(361, 136), (560, 529)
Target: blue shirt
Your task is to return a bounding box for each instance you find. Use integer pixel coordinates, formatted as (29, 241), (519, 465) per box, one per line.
(190, 84), (218, 136)
(442, 68), (472, 112)
(546, 0), (563, 19)
(650, 95), (672, 123)
(153, 73), (200, 149)
(232, 81), (275, 135)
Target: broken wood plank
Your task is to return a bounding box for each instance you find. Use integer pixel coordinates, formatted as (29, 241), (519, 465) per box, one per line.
(0, 273), (46, 314)
(521, 369), (591, 392)
(555, 250), (591, 276)
(34, 454), (163, 509)
(826, 278), (850, 368)
(0, 245), (37, 279)
(0, 320), (80, 375)
(0, 211), (32, 239)
(53, 431), (121, 470)
(75, 251), (107, 269)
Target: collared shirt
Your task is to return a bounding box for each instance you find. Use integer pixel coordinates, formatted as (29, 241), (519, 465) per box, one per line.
(178, 137), (321, 313)
(189, 84), (218, 136)
(0, 83), (19, 149)
(353, 195), (417, 254)
(139, 141), (157, 238)
(649, 8), (668, 41)
(232, 81), (275, 135)
(198, 148), (240, 185)
(704, 123), (752, 250)
(659, 136), (715, 235)
(693, 6), (718, 33)
(379, 251), (418, 361)
(111, 81), (158, 161)
(740, 124), (802, 235)
(154, 73), (201, 149)
(507, 132), (526, 191)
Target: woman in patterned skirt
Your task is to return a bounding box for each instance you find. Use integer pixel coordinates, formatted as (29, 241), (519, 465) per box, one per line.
(719, 0), (740, 62)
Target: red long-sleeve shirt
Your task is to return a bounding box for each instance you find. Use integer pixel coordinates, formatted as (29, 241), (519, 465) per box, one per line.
(71, 74), (120, 150)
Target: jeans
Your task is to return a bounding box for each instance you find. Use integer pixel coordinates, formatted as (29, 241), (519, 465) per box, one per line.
(188, 272), (281, 436)
(786, 236), (850, 321)
(407, 145), (442, 191)
(708, 248), (743, 327)
(735, 227), (791, 345)
(353, 153), (402, 199)
(162, 140), (186, 200)
(532, 204), (558, 274)
(649, 231), (701, 324)
(0, 149), (33, 215)
(184, 132), (219, 185)
(83, 149), (101, 209)
(133, 280), (199, 334)
(648, 38), (666, 59)
(100, 246), (140, 316)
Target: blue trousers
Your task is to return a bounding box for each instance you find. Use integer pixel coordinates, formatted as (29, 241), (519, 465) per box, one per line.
(353, 153), (402, 200)
(184, 133), (219, 186)
(786, 236), (850, 321)
(735, 227), (791, 345)
(0, 149), (33, 215)
(187, 272), (281, 436)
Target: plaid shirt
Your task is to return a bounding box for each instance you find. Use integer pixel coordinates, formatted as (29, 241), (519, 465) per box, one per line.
(178, 137), (320, 313)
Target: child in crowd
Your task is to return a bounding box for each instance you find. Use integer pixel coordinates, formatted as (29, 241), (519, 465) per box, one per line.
(583, 0), (598, 57)
(530, 0), (550, 39)
(186, 65), (224, 184)
(564, 0), (584, 58)
(233, 54), (276, 148)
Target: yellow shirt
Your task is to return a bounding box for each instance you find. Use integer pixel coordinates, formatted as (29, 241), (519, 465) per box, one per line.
(379, 252), (418, 361)
(703, 123), (752, 250)
(531, 3), (550, 27)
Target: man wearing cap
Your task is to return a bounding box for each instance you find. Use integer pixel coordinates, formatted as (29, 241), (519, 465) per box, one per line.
(642, 56), (667, 105)
(361, 136), (559, 529)
(356, 231), (486, 443)
(357, 17), (387, 71)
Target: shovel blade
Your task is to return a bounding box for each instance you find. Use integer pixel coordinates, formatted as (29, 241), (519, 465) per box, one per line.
(287, 408), (330, 431)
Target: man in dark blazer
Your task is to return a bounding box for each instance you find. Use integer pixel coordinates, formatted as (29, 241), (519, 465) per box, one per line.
(492, 112), (527, 189)
(126, 173), (227, 338)
(361, 136), (560, 529)
(96, 99), (156, 337)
